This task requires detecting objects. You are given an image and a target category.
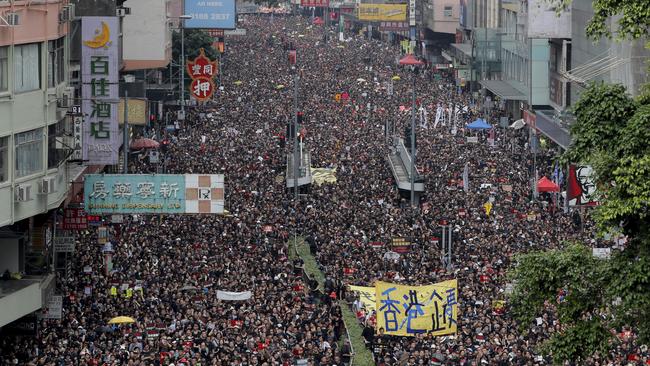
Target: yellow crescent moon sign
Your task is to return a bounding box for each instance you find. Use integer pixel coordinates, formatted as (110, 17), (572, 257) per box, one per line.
(84, 21), (110, 49)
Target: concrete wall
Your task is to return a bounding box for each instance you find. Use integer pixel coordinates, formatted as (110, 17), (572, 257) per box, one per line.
(0, 281), (41, 328)
(0, 1), (69, 46)
(0, 1), (71, 226)
(122, 0), (172, 70)
(527, 0), (571, 39)
(571, 0), (650, 101)
(424, 0), (460, 34)
(0, 237), (19, 273)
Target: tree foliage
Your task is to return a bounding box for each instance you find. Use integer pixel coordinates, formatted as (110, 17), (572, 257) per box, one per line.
(171, 29), (219, 64)
(167, 29), (219, 85)
(510, 82), (650, 363)
(550, 0), (650, 40)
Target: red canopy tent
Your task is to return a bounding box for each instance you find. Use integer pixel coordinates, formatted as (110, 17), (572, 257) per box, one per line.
(398, 53), (425, 66)
(313, 17), (324, 25)
(537, 176), (560, 192)
(130, 138), (159, 150)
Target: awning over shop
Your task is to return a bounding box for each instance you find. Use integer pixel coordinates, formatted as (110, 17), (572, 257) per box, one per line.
(450, 43), (472, 57)
(441, 51), (453, 62)
(535, 110), (572, 149)
(479, 80), (527, 100)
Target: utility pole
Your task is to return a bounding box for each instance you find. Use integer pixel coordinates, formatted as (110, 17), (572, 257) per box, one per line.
(123, 90), (129, 174)
(181, 20), (186, 118)
(410, 70), (416, 207)
(293, 69), (299, 200)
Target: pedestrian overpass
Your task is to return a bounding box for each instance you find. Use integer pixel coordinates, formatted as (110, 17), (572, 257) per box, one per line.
(286, 150), (312, 188)
(387, 137), (425, 193)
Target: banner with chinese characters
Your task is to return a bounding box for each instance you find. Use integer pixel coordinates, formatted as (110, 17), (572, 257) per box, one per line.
(378, 21), (409, 31)
(62, 208), (88, 230)
(301, 0), (329, 7)
(81, 17), (120, 165)
(84, 174), (225, 215)
(187, 48), (217, 102)
(349, 285), (376, 311)
(375, 279), (458, 337)
(358, 4), (407, 22)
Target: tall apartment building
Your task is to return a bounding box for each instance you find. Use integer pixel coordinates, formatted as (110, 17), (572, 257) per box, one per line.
(0, 0), (75, 328)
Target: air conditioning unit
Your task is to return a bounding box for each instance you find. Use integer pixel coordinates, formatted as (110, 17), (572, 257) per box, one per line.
(15, 184), (32, 202)
(57, 87), (74, 109)
(40, 177), (57, 194)
(116, 7), (131, 17)
(6, 13), (20, 26)
(59, 6), (74, 23)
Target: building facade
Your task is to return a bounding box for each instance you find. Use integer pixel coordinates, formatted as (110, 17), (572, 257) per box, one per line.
(0, 0), (73, 328)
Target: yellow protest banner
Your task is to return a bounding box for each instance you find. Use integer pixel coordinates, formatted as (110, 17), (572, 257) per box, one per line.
(375, 279), (458, 337)
(358, 4), (407, 21)
(349, 285), (376, 311)
(484, 202), (493, 216)
(311, 167), (337, 185)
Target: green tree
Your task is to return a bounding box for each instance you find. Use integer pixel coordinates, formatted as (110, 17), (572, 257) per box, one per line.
(510, 1), (650, 363)
(168, 29), (219, 85)
(550, 0), (650, 40)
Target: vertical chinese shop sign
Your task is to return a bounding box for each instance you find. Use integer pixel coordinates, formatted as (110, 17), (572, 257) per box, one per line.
(82, 17), (120, 165)
(187, 48), (217, 102)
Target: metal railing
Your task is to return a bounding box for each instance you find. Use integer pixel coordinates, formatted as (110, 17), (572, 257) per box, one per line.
(291, 238), (356, 365)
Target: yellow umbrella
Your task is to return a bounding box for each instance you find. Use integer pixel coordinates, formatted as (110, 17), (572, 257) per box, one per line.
(108, 316), (136, 324)
(337, 45), (345, 48)
(275, 84), (285, 90)
(234, 80), (243, 85)
(392, 75), (401, 81)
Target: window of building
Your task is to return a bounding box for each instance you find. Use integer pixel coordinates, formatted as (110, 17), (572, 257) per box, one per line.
(0, 47), (7, 92)
(444, 6), (453, 17)
(15, 128), (43, 178)
(0, 136), (8, 183)
(14, 43), (40, 93)
(47, 120), (66, 169)
(48, 38), (65, 88)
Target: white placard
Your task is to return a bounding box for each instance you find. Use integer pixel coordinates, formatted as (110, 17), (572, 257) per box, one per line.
(53, 237), (75, 253)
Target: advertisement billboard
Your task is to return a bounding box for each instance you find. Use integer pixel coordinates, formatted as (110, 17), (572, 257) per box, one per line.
(84, 174), (225, 214)
(62, 208), (88, 230)
(358, 4), (407, 21)
(81, 17), (121, 165)
(184, 0), (237, 29)
(567, 165), (598, 206)
(118, 98), (148, 125)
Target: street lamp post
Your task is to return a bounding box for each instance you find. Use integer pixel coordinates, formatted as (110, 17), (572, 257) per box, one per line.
(399, 53), (424, 208)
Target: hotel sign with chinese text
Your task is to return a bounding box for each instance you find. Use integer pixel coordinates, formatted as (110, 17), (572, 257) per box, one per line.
(81, 17), (120, 165)
(84, 174), (225, 214)
(187, 48), (217, 102)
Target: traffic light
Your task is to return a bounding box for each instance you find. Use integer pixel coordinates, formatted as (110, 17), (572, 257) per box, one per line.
(286, 123), (296, 139)
(404, 125), (416, 152)
(404, 125), (412, 151)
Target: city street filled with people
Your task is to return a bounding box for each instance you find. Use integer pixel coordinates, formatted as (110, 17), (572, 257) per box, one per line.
(1, 14), (646, 366)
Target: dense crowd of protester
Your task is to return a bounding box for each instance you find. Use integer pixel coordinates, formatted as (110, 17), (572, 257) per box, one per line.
(1, 14), (647, 366)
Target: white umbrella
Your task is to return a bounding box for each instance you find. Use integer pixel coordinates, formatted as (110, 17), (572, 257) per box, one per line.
(356, 78), (366, 83)
(510, 119), (525, 129)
